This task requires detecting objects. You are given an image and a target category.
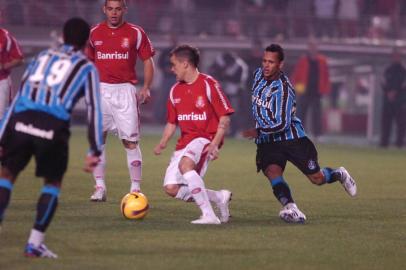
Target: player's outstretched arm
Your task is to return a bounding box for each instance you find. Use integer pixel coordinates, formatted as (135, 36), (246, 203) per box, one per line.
(154, 122), (176, 155)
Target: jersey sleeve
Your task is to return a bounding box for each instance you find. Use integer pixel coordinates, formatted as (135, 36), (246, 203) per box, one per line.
(207, 78), (235, 117)
(136, 27), (155, 61)
(84, 64), (103, 156)
(85, 38), (95, 62)
(166, 97), (177, 124)
(7, 34), (23, 60)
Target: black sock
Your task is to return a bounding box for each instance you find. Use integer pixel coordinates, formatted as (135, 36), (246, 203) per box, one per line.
(270, 176), (294, 206)
(33, 186), (60, 232)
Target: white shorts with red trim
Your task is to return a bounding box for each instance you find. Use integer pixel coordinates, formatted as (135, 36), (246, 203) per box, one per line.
(163, 137), (211, 186)
(0, 77), (11, 119)
(100, 82), (140, 141)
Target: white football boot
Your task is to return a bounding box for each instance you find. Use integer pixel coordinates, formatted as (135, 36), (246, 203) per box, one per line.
(90, 186), (106, 202)
(191, 215), (221, 225)
(215, 190), (232, 223)
(336, 167), (357, 197)
(279, 203), (306, 224)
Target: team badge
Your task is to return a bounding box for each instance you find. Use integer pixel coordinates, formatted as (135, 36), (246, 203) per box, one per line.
(195, 96), (205, 108)
(307, 159), (317, 170)
(121, 38), (130, 49)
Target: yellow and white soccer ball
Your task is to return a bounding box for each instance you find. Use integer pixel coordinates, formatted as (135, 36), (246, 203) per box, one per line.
(120, 192), (149, 220)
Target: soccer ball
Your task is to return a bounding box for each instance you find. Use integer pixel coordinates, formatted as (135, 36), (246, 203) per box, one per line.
(120, 192), (149, 220)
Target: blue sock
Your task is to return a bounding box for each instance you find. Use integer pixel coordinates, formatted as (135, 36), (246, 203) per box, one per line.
(0, 179), (13, 223)
(270, 176), (294, 206)
(33, 185), (60, 232)
(322, 167), (338, 184)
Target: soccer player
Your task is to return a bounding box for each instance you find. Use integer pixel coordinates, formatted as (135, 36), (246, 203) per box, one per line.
(86, 0), (155, 201)
(153, 45), (234, 225)
(0, 24), (24, 120)
(0, 18), (103, 258)
(242, 44), (357, 223)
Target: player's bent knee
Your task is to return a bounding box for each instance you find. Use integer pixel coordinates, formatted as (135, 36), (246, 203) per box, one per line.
(122, 139), (138, 149)
(307, 174), (325, 185)
(164, 184), (179, 197)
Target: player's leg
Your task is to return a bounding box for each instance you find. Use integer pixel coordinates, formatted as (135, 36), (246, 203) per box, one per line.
(0, 167), (17, 231)
(122, 140), (142, 192)
(24, 179), (59, 259)
(179, 156), (220, 224)
(260, 142), (306, 223)
(113, 83), (142, 193)
(198, 159), (232, 223)
(290, 137), (357, 197)
(25, 128), (70, 258)
(90, 131), (108, 202)
(91, 84), (113, 201)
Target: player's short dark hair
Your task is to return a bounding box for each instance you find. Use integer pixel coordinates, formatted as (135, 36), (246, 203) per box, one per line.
(170, 45), (200, 68)
(265, 44), (284, 62)
(104, 0), (127, 7)
(63, 17), (90, 49)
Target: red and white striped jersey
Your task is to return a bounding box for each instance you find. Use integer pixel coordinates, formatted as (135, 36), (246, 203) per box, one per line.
(86, 21), (155, 84)
(167, 73), (235, 150)
(0, 28), (23, 80)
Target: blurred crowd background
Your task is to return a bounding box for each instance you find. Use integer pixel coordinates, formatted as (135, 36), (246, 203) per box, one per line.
(1, 0), (406, 147)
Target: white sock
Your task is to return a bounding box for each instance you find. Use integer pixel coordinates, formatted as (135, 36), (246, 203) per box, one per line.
(93, 145), (106, 190)
(126, 146), (142, 192)
(175, 185), (193, 202)
(206, 189), (223, 204)
(183, 171), (215, 217)
(28, 229), (44, 247)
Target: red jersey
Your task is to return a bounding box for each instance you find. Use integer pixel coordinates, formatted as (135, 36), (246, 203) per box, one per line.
(87, 22), (155, 84)
(0, 28), (23, 80)
(167, 73), (235, 150)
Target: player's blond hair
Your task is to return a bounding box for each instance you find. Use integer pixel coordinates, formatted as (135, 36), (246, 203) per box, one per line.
(104, 0), (127, 7)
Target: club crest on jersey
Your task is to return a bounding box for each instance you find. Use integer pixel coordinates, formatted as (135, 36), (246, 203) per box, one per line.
(307, 159), (317, 170)
(195, 96), (205, 108)
(121, 38), (130, 49)
(94, 40), (103, 46)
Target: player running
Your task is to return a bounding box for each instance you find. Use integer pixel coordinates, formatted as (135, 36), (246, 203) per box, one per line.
(242, 44), (357, 223)
(154, 45), (234, 225)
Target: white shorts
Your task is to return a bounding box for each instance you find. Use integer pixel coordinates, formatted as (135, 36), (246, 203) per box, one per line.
(100, 82), (140, 141)
(163, 137), (211, 186)
(0, 77), (11, 119)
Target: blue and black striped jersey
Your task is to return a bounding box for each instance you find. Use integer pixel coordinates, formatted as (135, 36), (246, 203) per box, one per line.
(0, 45), (103, 155)
(251, 68), (306, 144)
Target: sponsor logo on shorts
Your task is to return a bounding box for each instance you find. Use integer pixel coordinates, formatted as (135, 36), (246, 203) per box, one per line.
(308, 159), (316, 170)
(14, 122), (54, 140)
(131, 160), (142, 167)
(186, 150), (196, 156)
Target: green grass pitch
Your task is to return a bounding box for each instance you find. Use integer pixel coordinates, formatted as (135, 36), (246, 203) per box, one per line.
(0, 128), (405, 270)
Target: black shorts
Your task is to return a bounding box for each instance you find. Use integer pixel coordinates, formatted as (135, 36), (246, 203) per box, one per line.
(256, 137), (320, 175)
(0, 110), (70, 180)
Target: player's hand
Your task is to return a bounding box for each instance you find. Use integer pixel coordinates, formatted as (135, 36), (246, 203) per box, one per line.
(203, 143), (219, 161)
(138, 88), (151, 104)
(242, 128), (258, 139)
(153, 142), (166, 155)
(83, 155), (100, 173)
